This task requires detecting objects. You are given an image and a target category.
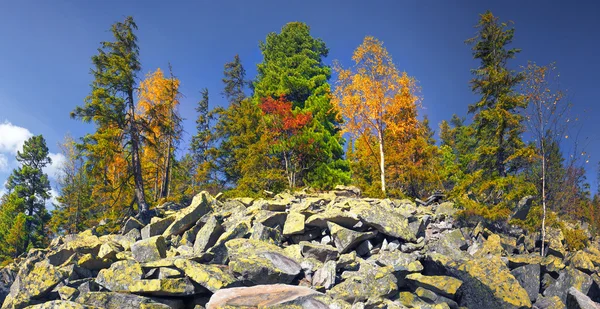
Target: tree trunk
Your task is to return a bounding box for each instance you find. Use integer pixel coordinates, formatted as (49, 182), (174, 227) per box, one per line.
(541, 130), (547, 256)
(378, 130), (386, 194)
(128, 90), (149, 215)
(160, 138), (172, 199)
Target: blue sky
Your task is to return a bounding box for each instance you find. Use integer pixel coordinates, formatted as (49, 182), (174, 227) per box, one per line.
(1, 0), (599, 197)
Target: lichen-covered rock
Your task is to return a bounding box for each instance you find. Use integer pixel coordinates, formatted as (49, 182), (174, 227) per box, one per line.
(510, 263), (540, 303)
(24, 300), (95, 309)
(206, 284), (326, 309)
(328, 263), (397, 303)
(249, 222), (282, 245)
(127, 278), (196, 296)
(283, 212), (305, 236)
(507, 254), (543, 269)
(428, 229), (468, 260)
(404, 273), (463, 299)
(131, 236), (167, 263)
(327, 222), (377, 254)
(141, 216), (175, 240)
(207, 220), (250, 264)
(474, 234), (506, 257)
(546, 227), (566, 259)
(229, 250), (301, 284)
(544, 266), (592, 303)
(570, 251), (596, 274)
(74, 292), (181, 309)
(533, 295), (566, 309)
(95, 260), (143, 292)
(162, 192), (211, 237)
(2, 260), (65, 309)
(174, 259), (238, 292)
(349, 202), (416, 241)
(300, 242), (338, 263)
(448, 256), (531, 309)
(193, 215), (223, 254)
(312, 260), (336, 290)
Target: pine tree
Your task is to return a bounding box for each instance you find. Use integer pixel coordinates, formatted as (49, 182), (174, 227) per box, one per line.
(5, 135), (52, 252)
(0, 193), (27, 262)
(189, 88), (219, 193)
(71, 16), (150, 219)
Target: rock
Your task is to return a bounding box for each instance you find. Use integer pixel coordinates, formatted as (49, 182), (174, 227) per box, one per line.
(24, 300), (93, 309)
(404, 273), (463, 299)
(206, 284), (326, 309)
(327, 222), (377, 254)
(127, 278), (196, 296)
(507, 254), (543, 269)
(510, 263), (540, 303)
(282, 212), (305, 236)
(207, 220), (250, 264)
(193, 215), (223, 254)
(534, 295), (566, 309)
(75, 292), (182, 309)
(541, 255), (566, 273)
(131, 236), (167, 263)
(570, 251), (596, 274)
(121, 217), (144, 235)
(95, 260), (143, 292)
(57, 286), (79, 301)
(567, 287), (600, 309)
(174, 259), (238, 292)
(300, 242), (339, 263)
(546, 227), (566, 258)
(2, 260), (65, 309)
(474, 234), (506, 257)
(312, 260), (336, 290)
(349, 202), (416, 241)
(428, 229), (468, 259)
(356, 240), (373, 257)
(511, 195), (534, 221)
(141, 216), (175, 240)
(328, 263), (397, 303)
(333, 185), (361, 197)
(97, 242), (122, 260)
(371, 250), (422, 281)
(448, 256), (531, 309)
(544, 266), (592, 303)
(77, 254), (111, 271)
(249, 222), (282, 245)
(435, 202), (457, 220)
(162, 192), (212, 237)
(305, 210), (361, 229)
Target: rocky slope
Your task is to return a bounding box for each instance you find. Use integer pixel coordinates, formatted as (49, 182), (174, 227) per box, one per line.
(1, 186), (600, 309)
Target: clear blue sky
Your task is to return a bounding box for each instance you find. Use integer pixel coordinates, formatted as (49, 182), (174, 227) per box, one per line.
(1, 0), (599, 197)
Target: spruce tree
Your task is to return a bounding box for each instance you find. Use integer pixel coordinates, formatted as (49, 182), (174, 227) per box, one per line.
(4, 135), (52, 252)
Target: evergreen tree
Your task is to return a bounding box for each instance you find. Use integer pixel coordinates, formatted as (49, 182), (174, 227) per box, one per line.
(71, 16), (150, 218)
(222, 54), (246, 105)
(4, 135), (52, 252)
(254, 22), (349, 189)
(466, 11), (532, 177)
(0, 193), (27, 262)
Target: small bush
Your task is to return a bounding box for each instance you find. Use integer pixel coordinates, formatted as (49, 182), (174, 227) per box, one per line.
(563, 227), (588, 251)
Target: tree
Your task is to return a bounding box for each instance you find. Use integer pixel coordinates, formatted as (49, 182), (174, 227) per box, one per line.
(522, 62), (570, 255)
(222, 54), (246, 105)
(466, 11), (532, 177)
(189, 88), (219, 193)
(259, 96), (313, 188)
(333, 36), (419, 194)
(71, 16), (150, 218)
(5, 135), (52, 252)
(0, 193), (27, 262)
(48, 135), (94, 235)
(137, 66), (182, 202)
(254, 22), (349, 189)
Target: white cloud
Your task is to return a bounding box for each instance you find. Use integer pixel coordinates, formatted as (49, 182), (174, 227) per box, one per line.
(0, 154), (7, 172)
(44, 153), (66, 180)
(0, 121), (33, 154)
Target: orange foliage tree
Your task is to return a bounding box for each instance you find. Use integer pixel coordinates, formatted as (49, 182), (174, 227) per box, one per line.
(137, 67), (182, 204)
(333, 36), (419, 194)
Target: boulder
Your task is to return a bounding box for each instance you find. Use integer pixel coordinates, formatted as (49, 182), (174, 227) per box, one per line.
(544, 266), (592, 303)
(570, 251), (596, 274)
(121, 217), (144, 235)
(127, 278), (196, 296)
(349, 202), (416, 241)
(162, 192), (211, 237)
(510, 263), (540, 303)
(131, 236), (167, 263)
(249, 222), (282, 245)
(206, 284), (326, 309)
(23, 300), (93, 309)
(300, 242), (338, 263)
(2, 260), (65, 309)
(567, 287), (600, 309)
(312, 260), (336, 290)
(328, 263), (397, 303)
(404, 273), (463, 299)
(448, 256), (531, 309)
(95, 260), (143, 292)
(282, 212), (305, 236)
(546, 227), (566, 259)
(74, 292), (182, 309)
(511, 195), (534, 221)
(327, 222), (377, 254)
(533, 295), (566, 309)
(141, 216), (175, 240)
(193, 215), (223, 254)
(474, 234), (506, 257)
(174, 259), (238, 292)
